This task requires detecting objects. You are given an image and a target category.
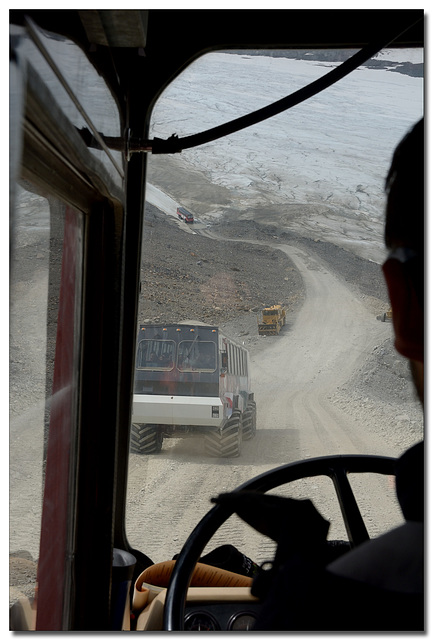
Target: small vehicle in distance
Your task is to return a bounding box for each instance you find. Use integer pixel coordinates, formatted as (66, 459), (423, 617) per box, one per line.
(177, 206), (194, 223)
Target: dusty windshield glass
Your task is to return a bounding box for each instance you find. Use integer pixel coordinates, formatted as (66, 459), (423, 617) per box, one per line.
(126, 49), (423, 565)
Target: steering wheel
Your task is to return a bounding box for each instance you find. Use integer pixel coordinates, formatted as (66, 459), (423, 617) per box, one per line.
(163, 454), (396, 630)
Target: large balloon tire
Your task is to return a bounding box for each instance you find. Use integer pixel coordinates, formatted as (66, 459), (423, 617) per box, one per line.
(242, 402), (257, 440)
(130, 423), (163, 454)
(204, 410), (242, 457)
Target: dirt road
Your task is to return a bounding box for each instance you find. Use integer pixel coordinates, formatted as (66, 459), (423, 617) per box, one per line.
(252, 244), (389, 458)
(125, 238), (405, 567)
(10, 188), (421, 596)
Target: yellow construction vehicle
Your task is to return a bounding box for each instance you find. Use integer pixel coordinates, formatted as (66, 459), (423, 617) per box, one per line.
(258, 305), (286, 336)
(379, 308), (393, 322)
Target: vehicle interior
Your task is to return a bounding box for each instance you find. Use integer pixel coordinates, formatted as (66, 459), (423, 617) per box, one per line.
(9, 9), (424, 631)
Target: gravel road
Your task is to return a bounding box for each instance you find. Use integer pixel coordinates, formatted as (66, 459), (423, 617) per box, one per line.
(125, 204), (423, 566)
(10, 184), (424, 600)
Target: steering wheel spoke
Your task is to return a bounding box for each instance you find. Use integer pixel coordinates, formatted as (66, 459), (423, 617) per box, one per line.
(163, 454), (396, 630)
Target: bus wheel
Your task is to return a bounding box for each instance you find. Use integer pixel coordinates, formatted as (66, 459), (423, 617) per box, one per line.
(242, 401), (257, 440)
(205, 411), (242, 458)
(130, 423), (163, 454)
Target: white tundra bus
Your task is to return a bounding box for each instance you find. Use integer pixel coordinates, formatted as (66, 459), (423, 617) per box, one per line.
(131, 323), (256, 456)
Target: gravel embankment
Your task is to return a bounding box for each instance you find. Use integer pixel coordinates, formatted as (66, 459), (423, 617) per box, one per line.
(139, 204), (306, 328)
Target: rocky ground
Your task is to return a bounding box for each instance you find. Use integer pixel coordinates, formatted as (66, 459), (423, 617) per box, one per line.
(140, 202), (389, 340)
(139, 203), (306, 328)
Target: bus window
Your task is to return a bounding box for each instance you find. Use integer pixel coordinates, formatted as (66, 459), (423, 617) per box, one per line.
(177, 341), (217, 371)
(137, 339), (175, 370)
(10, 183), (85, 626)
(10, 184), (52, 609)
(228, 343), (234, 374)
(10, 16), (123, 628)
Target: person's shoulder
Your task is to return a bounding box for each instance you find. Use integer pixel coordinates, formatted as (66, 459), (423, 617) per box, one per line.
(327, 521), (423, 594)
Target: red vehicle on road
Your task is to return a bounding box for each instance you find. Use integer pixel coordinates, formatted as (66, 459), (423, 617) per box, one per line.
(177, 206), (194, 223)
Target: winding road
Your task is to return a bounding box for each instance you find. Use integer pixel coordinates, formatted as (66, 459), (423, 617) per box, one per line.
(125, 237), (403, 567)
(251, 244), (385, 458)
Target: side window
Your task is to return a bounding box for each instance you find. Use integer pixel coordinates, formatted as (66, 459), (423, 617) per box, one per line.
(228, 344), (234, 374)
(10, 18), (123, 628)
(221, 349), (228, 371)
(10, 183), (85, 622)
(10, 183), (53, 605)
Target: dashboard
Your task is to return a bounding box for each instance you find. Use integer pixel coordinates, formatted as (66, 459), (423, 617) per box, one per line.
(135, 587), (261, 631)
(184, 601), (262, 631)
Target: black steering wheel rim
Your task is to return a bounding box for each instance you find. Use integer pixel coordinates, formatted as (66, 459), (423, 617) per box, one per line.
(163, 454), (396, 631)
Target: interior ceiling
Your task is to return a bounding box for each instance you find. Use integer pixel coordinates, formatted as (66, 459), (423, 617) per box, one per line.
(11, 9), (424, 51)
(78, 10), (148, 49)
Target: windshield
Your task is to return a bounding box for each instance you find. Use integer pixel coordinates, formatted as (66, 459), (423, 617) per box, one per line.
(125, 49), (424, 566)
(9, 35), (424, 623)
(178, 341), (217, 372)
(137, 339), (176, 370)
